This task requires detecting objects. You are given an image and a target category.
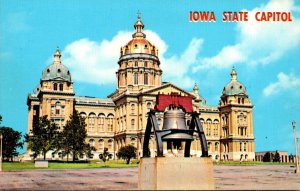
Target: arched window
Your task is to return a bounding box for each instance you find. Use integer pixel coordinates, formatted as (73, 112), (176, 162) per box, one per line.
(207, 142), (211, 152)
(244, 142), (247, 152)
(79, 112), (86, 118)
(213, 119), (219, 136)
(135, 61), (138, 67)
(59, 84), (63, 91)
(206, 119), (212, 136)
(215, 142), (219, 151)
(55, 102), (61, 115)
(134, 72), (138, 85)
(144, 61), (148, 67)
(144, 73), (148, 85)
(131, 138), (136, 146)
(54, 83), (57, 91)
(147, 102), (152, 110)
(98, 113), (105, 131)
(99, 139), (104, 150)
(88, 113), (96, 132)
(238, 113), (247, 126)
(89, 139), (95, 147)
(108, 139), (113, 150)
(107, 114), (114, 132)
(215, 155), (219, 160)
(131, 119), (135, 129)
(200, 118), (204, 125)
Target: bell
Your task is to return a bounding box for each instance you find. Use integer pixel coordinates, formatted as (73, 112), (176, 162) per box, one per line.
(162, 108), (187, 131)
(162, 108), (193, 140)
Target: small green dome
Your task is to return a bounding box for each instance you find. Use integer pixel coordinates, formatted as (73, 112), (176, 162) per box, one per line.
(222, 81), (247, 96)
(222, 67), (247, 96)
(41, 49), (72, 82)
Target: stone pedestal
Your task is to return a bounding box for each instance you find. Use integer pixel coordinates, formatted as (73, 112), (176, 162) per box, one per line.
(35, 160), (48, 168)
(138, 157), (214, 190)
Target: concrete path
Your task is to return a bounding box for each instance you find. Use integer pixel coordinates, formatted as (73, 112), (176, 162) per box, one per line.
(0, 165), (299, 190)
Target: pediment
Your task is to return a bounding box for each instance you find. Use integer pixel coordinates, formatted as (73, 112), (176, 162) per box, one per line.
(141, 82), (195, 98)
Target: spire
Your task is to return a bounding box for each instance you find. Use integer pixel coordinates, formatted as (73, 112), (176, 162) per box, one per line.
(133, 11), (146, 38)
(193, 83), (200, 99)
(54, 47), (61, 64)
(230, 66), (237, 81)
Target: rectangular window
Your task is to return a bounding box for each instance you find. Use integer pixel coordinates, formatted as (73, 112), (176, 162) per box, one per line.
(134, 73), (138, 85)
(61, 106), (65, 115)
(51, 106), (55, 115)
(144, 73), (148, 85)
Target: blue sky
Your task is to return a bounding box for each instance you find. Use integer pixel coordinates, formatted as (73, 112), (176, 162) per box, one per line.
(1, 0), (300, 154)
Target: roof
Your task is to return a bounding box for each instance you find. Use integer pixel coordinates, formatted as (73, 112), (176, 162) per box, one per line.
(41, 49), (72, 82)
(222, 67), (248, 96)
(75, 96), (115, 107)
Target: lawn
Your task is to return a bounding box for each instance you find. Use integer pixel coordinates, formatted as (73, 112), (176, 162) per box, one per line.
(2, 159), (295, 171)
(2, 159), (139, 172)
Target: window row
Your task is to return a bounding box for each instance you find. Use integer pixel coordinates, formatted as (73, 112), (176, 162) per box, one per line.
(239, 142), (248, 152)
(134, 72), (149, 85)
(207, 142), (219, 152)
(238, 127), (247, 136)
(123, 61), (157, 68)
(89, 138), (114, 150)
(53, 83), (64, 91)
(200, 118), (219, 124)
(80, 112), (114, 132)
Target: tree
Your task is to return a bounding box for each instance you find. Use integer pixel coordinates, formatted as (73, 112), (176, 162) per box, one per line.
(61, 110), (91, 161)
(289, 154), (294, 163)
(262, 152), (271, 162)
(99, 147), (110, 163)
(273, 150), (281, 162)
(25, 115), (60, 160)
(0, 127), (23, 161)
(117, 145), (137, 164)
(84, 143), (96, 159)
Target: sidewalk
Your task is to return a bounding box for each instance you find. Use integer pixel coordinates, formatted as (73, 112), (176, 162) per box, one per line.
(1, 165), (299, 190)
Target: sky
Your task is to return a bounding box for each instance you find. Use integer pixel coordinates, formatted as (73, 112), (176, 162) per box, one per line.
(1, 0), (300, 154)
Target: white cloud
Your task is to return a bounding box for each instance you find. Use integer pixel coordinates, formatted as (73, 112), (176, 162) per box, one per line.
(263, 72), (300, 97)
(161, 38), (203, 87)
(193, 0), (300, 72)
(61, 30), (203, 88)
(62, 31), (132, 85)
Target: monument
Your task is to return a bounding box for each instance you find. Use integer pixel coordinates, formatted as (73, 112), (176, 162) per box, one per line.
(138, 93), (215, 190)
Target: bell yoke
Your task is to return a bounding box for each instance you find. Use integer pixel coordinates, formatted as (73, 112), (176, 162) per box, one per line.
(143, 93), (209, 158)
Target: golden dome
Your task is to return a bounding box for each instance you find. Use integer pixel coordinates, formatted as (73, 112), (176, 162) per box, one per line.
(120, 14), (158, 57)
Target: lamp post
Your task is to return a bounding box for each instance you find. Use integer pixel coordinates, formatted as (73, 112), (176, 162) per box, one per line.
(292, 121), (299, 173)
(0, 134), (2, 172)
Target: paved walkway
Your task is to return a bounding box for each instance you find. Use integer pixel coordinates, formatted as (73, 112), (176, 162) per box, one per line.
(0, 165), (299, 190)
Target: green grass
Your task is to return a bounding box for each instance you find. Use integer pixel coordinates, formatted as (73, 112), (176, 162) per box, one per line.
(2, 159), (139, 172)
(2, 160), (295, 171)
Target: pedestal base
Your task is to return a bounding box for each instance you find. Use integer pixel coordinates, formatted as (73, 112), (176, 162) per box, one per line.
(35, 160), (48, 168)
(138, 157), (214, 190)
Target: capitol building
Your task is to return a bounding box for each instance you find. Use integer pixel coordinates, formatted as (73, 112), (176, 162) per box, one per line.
(26, 15), (255, 161)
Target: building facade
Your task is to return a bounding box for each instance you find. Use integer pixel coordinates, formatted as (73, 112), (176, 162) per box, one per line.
(26, 15), (255, 161)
